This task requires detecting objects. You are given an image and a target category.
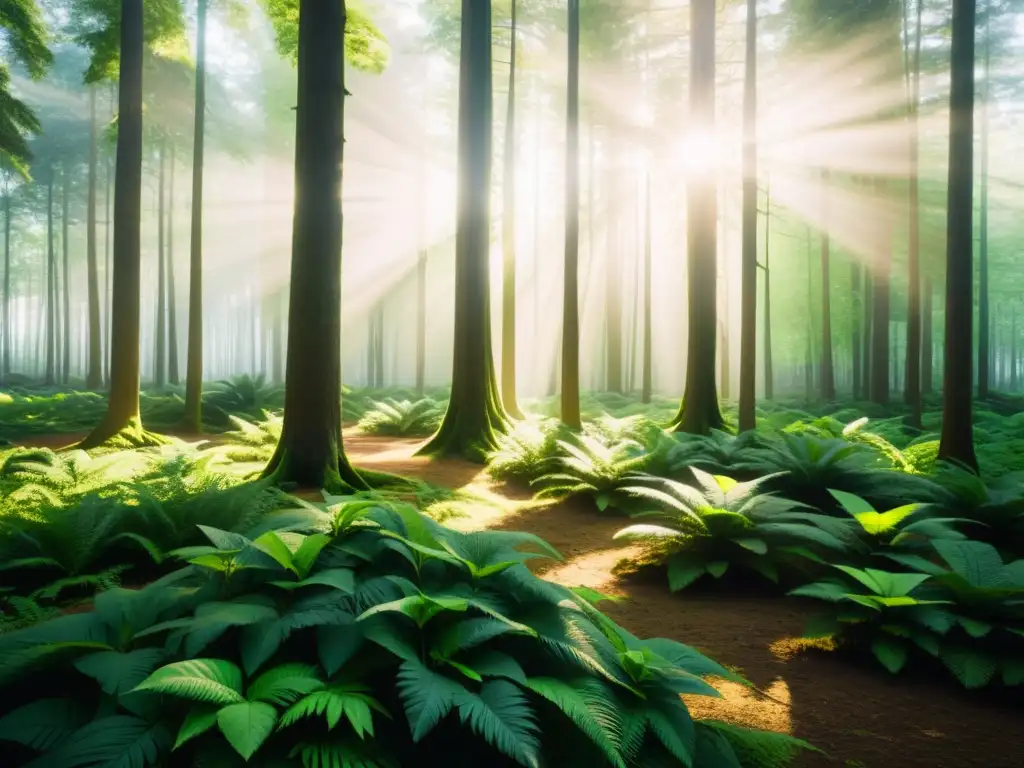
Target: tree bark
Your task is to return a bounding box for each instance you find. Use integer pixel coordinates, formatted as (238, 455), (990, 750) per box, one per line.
(500, 0), (522, 417)
(560, 0), (582, 429)
(604, 148), (623, 394)
(938, 0), (978, 471)
(922, 276), (933, 393)
(851, 258), (862, 399)
(2, 189), (10, 381)
(903, 0), (923, 425)
(45, 173), (55, 386)
(641, 167), (653, 404)
(80, 0), (153, 448)
(819, 171), (835, 401)
(155, 137), (167, 390)
(85, 88), (102, 389)
(675, 0), (723, 434)
(415, 249), (426, 394)
(977, 14), (991, 400)
(419, 0), (509, 459)
(738, 0), (757, 430)
(168, 142), (179, 385)
(263, 0), (365, 488)
(869, 179), (891, 404)
(183, 0), (208, 431)
(104, 155), (112, 386)
(61, 168), (70, 383)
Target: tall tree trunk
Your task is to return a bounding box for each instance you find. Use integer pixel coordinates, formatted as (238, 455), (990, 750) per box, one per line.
(1012, 307), (1018, 392)
(416, 249), (426, 394)
(605, 151), (623, 394)
(500, 0), (522, 417)
(763, 208), (773, 401)
(271, 290), (284, 384)
(922, 276), (933, 393)
(820, 171), (835, 401)
(2, 190), (10, 381)
(641, 167), (652, 403)
(420, 0), (509, 459)
(869, 180), (891, 404)
(560, 0), (582, 429)
(738, 0), (757, 430)
(675, 0), (723, 434)
(183, 0), (208, 431)
(263, 0), (365, 488)
(938, 0), (978, 470)
(977, 13), (991, 400)
(86, 88), (102, 389)
(804, 228), (814, 403)
(61, 168), (70, 383)
(903, 0), (923, 425)
(168, 142), (179, 385)
(851, 258), (862, 399)
(155, 138), (167, 390)
(45, 173), (55, 386)
(80, 0), (153, 448)
(862, 265), (872, 396)
(104, 155), (112, 386)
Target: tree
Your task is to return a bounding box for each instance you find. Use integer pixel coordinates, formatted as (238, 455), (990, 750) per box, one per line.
(938, 0), (977, 470)
(85, 87), (102, 389)
(263, 0), (367, 489)
(561, 0), (582, 430)
(738, 0), (758, 431)
(0, 0), (52, 174)
(977, 7), (991, 399)
(819, 171), (835, 401)
(421, 0), (510, 459)
(674, 0), (723, 434)
(902, 0), (923, 424)
(500, 0), (523, 418)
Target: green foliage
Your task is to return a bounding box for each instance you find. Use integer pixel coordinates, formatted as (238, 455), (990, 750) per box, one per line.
(357, 399), (444, 438)
(0, 0), (52, 173)
(532, 434), (653, 513)
(205, 374), (285, 419)
(0, 497), (808, 766)
(614, 469), (854, 590)
(486, 418), (567, 484)
(826, 489), (968, 552)
(262, 0), (390, 73)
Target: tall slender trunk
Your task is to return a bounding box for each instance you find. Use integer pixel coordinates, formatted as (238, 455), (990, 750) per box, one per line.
(922, 277), (933, 393)
(560, 0), (582, 429)
(500, 0), (522, 417)
(104, 155), (112, 386)
(45, 173), (55, 386)
(2, 190), (10, 381)
(903, 0), (923, 424)
(86, 88), (102, 389)
(80, 0), (150, 447)
(938, 0), (977, 470)
(851, 258), (862, 399)
(676, 0), (723, 434)
(1012, 307), (1018, 392)
(168, 142), (179, 385)
(820, 171), (835, 401)
(804, 228), (813, 403)
(605, 146), (623, 394)
(977, 14), (991, 399)
(641, 168), (652, 403)
(870, 180), (891, 404)
(738, 0), (757, 430)
(61, 168), (70, 383)
(155, 138), (167, 389)
(183, 0), (208, 430)
(420, 0), (509, 459)
(862, 266), (873, 396)
(416, 249), (426, 394)
(763, 188), (773, 401)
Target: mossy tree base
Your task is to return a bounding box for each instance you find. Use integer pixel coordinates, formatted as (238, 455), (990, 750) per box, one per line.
(75, 416), (171, 451)
(417, 397), (509, 464)
(669, 399), (725, 436)
(262, 439), (370, 495)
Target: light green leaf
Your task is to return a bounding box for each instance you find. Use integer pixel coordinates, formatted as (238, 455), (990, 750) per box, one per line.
(133, 659), (245, 706)
(871, 636), (909, 673)
(217, 701), (278, 761)
(173, 707), (218, 750)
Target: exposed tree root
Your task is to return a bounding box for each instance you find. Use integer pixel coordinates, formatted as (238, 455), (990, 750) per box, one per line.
(75, 416), (171, 452)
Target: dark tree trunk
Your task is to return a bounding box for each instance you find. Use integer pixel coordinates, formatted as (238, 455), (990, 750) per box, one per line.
(263, 0), (365, 488)
(675, 0), (723, 434)
(1012, 308), (1018, 392)
(862, 265), (872, 397)
(738, 0), (757, 430)
(155, 138), (167, 390)
(168, 142), (179, 385)
(922, 276), (933, 393)
(869, 180), (891, 404)
(977, 15), (991, 400)
(560, 0), (582, 429)
(605, 152), (623, 394)
(819, 172), (835, 401)
(938, 0), (978, 471)
(183, 0), (208, 431)
(2, 190), (10, 381)
(45, 173), (55, 386)
(903, 0), (923, 425)
(500, 0), (522, 417)
(86, 88), (102, 389)
(104, 155), (112, 386)
(61, 169), (70, 383)
(419, 0), (509, 459)
(763, 181), (773, 401)
(804, 229), (814, 403)
(80, 0), (152, 448)
(851, 258), (862, 399)
(641, 167), (652, 404)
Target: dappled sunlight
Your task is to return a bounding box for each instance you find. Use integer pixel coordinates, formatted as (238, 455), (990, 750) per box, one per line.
(685, 678), (795, 736)
(537, 545), (643, 592)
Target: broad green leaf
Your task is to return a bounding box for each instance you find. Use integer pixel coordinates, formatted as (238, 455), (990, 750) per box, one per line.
(173, 707), (218, 750)
(0, 699), (86, 751)
(525, 678), (624, 768)
(871, 636), (908, 673)
(246, 663), (324, 706)
(133, 659), (245, 706)
(293, 534), (333, 577)
(217, 701), (278, 760)
(734, 537), (768, 555)
(941, 646), (998, 689)
(396, 659), (465, 741)
(827, 489), (875, 516)
(933, 539), (1009, 589)
(707, 561), (730, 579)
(667, 555), (706, 592)
(251, 532), (297, 574)
(24, 716), (171, 768)
(455, 679), (540, 767)
(74, 649), (166, 696)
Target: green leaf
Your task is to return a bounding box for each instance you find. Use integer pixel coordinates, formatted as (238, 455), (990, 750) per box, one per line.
(110, 533), (165, 564)
(455, 679), (540, 767)
(24, 716), (171, 768)
(396, 658), (466, 741)
(734, 537), (768, 555)
(957, 616), (993, 639)
(279, 684), (389, 737)
(293, 534), (333, 578)
(941, 646), (998, 689)
(646, 703), (695, 766)
(133, 659), (245, 706)
(871, 636), (909, 673)
(217, 701), (278, 761)
(707, 561), (730, 579)
(173, 707), (218, 750)
(299, 568), (355, 593)
(74, 649), (166, 697)
(827, 489), (875, 515)
(933, 539), (1009, 589)
(525, 678), (624, 768)
(246, 664), (324, 706)
(667, 554), (706, 592)
(317, 621), (363, 675)
(0, 699), (86, 751)
(251, 532), (297, 574)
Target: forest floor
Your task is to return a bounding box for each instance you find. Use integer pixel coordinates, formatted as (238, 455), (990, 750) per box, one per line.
(343, 434), (1024, 768)
(15, 431), (1024, 767)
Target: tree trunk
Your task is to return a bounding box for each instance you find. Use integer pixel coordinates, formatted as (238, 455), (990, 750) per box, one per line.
(819, 172), (835, 401)
(168, 142), (179, 385)
(45, 173), (55, 386)
(183, 0), (208, 431)
(641, 167), (653, 404)
(605, 151), (623, 394)
(560, 0), (582, 429)
(61, 168), (70, 383)
(851, 258), (862, 399)
(977, 15), (991, 400)
(763, 182), (773, 401)
(500, 0), (522, 417)
(675, 0), (723, 434)
(419, 0), (509, 459)
(938, 0), (978, 471)
(862, 265), (872, 396)
(104, 155), (112, 386)
(2, 190), (10, 381)
(903, 0), (923, 424)
(263, 1), (365, 488)
(1012, 308), (1018, 392)
(155, 138), (167, 390)
(85, 88), (102, 389)
(80, 0), (153, 448)
(415, 251), (426, 394)
(738, 0), (757, 430)
(804, 228), (814, 403)
(922, 276), (933, 393)
(869, 180), (891, 404)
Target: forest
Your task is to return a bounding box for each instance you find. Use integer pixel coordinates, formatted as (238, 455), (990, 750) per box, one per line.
(0, 0), (1022, 765)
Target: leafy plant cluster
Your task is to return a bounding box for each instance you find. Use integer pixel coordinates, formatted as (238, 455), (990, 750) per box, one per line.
(356, 398), (445, 437)
(0, 495), (812, 767)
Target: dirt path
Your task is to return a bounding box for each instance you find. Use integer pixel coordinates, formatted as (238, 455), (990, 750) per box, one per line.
(346, 436), (1024, 768)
